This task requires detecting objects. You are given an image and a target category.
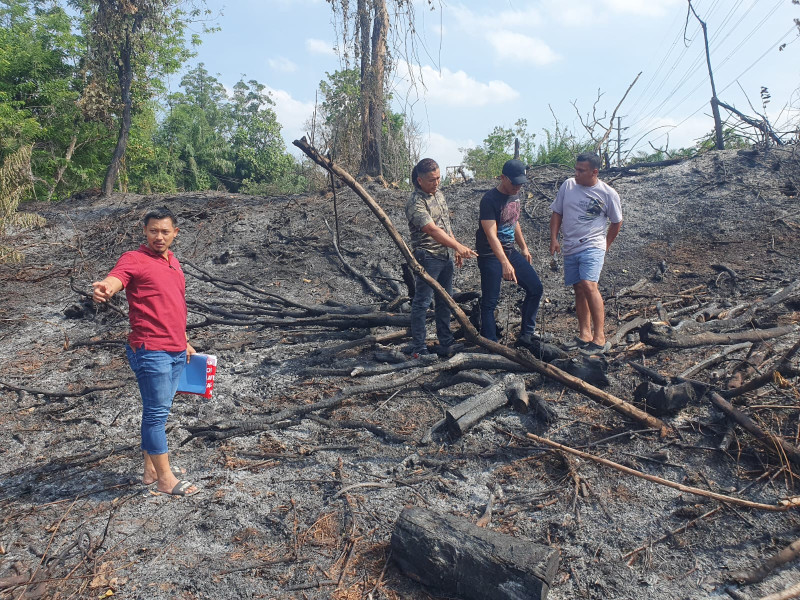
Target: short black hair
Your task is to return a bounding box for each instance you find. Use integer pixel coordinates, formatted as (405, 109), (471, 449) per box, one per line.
(142, 206), (177, 227)
(411, 158), (439, 190)
(576, 153), (601, 170)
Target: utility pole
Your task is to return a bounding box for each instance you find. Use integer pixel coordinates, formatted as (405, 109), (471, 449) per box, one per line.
(687, 0), (724, 150)
(614, 117), (629, 166)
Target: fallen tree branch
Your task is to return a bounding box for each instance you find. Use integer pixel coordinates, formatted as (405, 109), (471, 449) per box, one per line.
(721, 337), (800, 399)
(708, 392), (800, 465)
(526, 433), (794, 511)
(184, 353), (527, 443)
(641, 322), (797, 349)
(0, 379), (133, 398)
(679, 343), (752, 378)
(622, 507), (721, 564)
(324, 217), (393, 301)
(293, 136), (670, 436)
(758, 582), (800, 600)
(730, 536), (800, 584)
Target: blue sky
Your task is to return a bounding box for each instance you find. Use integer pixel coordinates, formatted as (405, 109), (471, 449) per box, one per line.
(188, 0), (800, 169)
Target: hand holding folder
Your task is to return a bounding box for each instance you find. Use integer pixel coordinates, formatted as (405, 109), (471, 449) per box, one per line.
(177, 353), (217, 398)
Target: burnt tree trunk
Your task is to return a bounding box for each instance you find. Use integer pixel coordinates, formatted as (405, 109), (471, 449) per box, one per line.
(391, 507), (559, 600)
(358, 0), (388, 177)
(103, 21), (139, 196)
(445, 373), (527, 436)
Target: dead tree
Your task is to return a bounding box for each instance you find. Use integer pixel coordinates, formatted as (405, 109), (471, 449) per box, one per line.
(687, 0), (724, 150)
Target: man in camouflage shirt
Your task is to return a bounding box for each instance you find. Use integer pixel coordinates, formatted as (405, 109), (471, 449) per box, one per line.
(405, 158), (477, 357)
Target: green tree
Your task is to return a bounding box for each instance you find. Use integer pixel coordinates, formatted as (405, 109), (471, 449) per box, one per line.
(73, 0), (204, 195)
(314, 68), (411, 183)
(229, 79), (295, 191)
(158, 63), (233, 191)
(533, 121), (592, 167)
(461, 119), (536, 178)
(0, 0), (111, 200)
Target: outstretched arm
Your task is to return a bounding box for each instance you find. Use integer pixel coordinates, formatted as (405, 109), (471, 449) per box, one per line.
(91, 276), (123, 303)
(421, 222), (478, 266)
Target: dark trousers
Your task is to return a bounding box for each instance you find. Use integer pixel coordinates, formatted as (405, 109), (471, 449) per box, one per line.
(478, 249), (543, 342)
(410, 250), (455, 352)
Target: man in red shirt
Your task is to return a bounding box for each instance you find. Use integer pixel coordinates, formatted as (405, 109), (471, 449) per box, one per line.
(93, 207), (199, 496)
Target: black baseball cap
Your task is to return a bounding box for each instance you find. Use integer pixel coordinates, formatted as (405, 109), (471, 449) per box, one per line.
(502, 159), (527, 185)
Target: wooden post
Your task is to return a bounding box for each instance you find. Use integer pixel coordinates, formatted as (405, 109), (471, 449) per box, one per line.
(391, 507), (559, 600)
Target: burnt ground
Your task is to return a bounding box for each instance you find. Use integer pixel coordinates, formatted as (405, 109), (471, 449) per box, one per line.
(1, 146), (800, 600)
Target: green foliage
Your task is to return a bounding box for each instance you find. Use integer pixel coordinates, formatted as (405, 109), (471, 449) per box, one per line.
(156, 64), (300, 194)
(0, 1), (302, 199)
(0, 144), (44, 263)
(316, 69), (363, 175)
(0, 0), (112, 200)
(314, 69), (412, 184)
(461, 119), (537, 178)
(532, 122), (593, 167)
(694, 127), (751, 152)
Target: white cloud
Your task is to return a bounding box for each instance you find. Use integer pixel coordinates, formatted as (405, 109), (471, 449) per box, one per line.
(420, 131), (474, 170)
(542, 0), (684, 26)
(601, 0), (683, 17)
(306, 38), (336, 56)
(264, 86), (316, 148)
(396, 61), (519, 107)
(268, 56), (297, 72)
(449, 4), (543, 35)
(485, 30), (560, 66)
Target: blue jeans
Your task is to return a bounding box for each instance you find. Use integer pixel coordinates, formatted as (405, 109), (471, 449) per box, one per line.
(478, 249), (543, 342)
(410, 250), (455, 352)
(126, 345), (186, 455)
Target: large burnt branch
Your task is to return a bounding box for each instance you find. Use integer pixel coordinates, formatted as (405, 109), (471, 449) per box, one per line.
(293, 136), (669, 435)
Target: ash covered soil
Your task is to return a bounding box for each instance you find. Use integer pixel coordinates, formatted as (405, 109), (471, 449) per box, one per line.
(1, 147), (800, 600)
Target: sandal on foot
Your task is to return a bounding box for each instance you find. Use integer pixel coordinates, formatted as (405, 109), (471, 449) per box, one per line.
(143, 465), (186, 486)
(161, 480), (200, 497)
(562, 336), (590, 350)
(580, 341), (612, 356)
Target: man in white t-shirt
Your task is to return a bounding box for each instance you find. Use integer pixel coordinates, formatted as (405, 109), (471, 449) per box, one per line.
(549, 153), (623, 355)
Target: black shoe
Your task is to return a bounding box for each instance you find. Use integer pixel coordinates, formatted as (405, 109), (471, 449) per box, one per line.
(517, 332), (553, 347)
(432, 342), (464, 357)
(580, 341), (612, 356)
(561, 336), (591, 350)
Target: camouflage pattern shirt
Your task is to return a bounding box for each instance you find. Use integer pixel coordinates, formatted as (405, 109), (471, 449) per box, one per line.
(405, 188), (454, 259)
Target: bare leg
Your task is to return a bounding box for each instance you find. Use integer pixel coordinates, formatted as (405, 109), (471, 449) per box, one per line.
(575, 280), (606, 345)
(143, 451), (196, 494)
(142, 451), (185, 485)
(573, 284), (593, 342)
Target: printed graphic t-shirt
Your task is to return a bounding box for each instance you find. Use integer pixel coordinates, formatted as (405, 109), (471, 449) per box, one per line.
(476, 188), (521, 257)
(550, 178), (622, 256)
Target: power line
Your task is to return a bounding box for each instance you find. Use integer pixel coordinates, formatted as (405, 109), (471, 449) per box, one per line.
(625, 0), (787, 146)
(637, 24), (797, 151)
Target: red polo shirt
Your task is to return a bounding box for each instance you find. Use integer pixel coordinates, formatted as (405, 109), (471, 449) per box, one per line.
(108, 244), (188, 351)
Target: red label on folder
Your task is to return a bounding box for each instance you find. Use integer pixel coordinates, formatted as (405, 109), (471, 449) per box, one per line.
(203, 355), (217, 398)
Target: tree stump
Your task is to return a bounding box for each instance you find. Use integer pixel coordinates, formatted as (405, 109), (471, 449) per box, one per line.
(391, 507), (559, 600)
(445, 373), (525, 436)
